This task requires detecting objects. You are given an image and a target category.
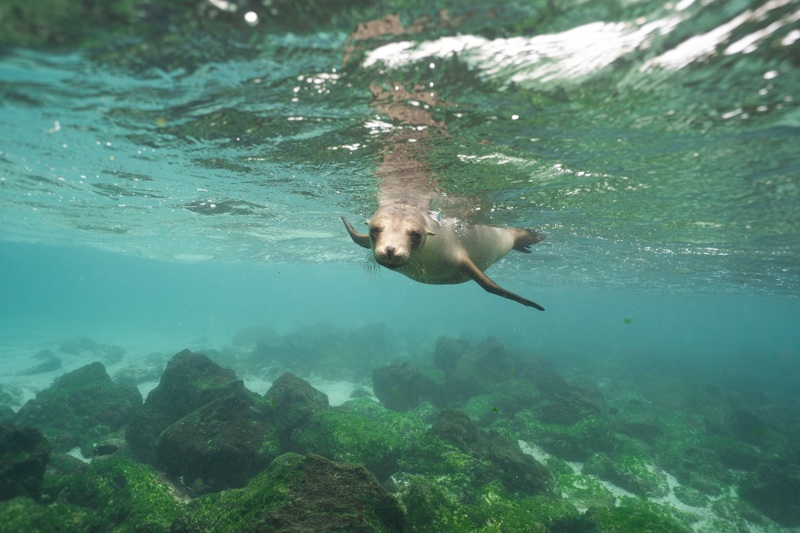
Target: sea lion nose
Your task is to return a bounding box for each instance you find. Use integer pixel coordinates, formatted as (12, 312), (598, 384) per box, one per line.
(385, 246), (396, 257)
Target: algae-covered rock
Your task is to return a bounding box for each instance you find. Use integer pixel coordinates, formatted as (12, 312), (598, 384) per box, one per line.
(264, 372), (328, 448)
(126, 349), (255, 462)
(658, 445), (733, 496)
(113, 353), (164, 386)
(673, 485), (709, 508)
(294, 407), (403, 482)
(547, 456), (616, 511)
(0, 384), (24, 410)
(14, 362), (142, 455)
(0, 424), (50, 502)
(432, 409), (552, 495)
(586, 496), (693, 532)
(0, 496), (101, 533)
(739, 456), (800, 527)
(373, 362), (442, 412)
(400, 476), (590, 533)
(583, 451), (668, 498)
(513, 411), (618, 462)
(79, 455), (184, 532)
(40, 452), (89, 505)
(463, 391), (521, 426)
(535, 385), (604, 425)
(156, 394), (277, 492)
(59, 338), (125, 364)
(172, 453), (405, 533)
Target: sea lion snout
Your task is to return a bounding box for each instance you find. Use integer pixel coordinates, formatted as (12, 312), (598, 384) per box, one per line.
(374, 238), (411, 268)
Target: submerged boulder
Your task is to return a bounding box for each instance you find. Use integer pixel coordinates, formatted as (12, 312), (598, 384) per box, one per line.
(157, 394), (277, 492)
(0, 425), (50, 502)
(14, 362), (142, 455)
(372, 363), (441, 411)
(126, 349), (255, 463)
(172, 453), (405, 532)
(126, 349), (279, 492)
(739, 456), (800, 527)
(265, 372), (329, 448)
(432, 409), (552, 495)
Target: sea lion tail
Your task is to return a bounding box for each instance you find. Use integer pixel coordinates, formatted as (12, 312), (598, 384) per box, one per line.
(511, 228), (546, 253)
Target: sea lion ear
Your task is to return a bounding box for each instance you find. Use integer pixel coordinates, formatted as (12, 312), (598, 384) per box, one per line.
(427, 230), (436, 236)
(341, 216), (371, 249)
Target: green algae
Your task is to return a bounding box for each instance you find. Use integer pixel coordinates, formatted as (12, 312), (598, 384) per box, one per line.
(172, 452), (404, 533)
(0, 496), (102, 533)
(80, 455), (184, 532)
(583, 450), (669, 498)
(589, 497), (693, 533)
(294, 407), (405, 480)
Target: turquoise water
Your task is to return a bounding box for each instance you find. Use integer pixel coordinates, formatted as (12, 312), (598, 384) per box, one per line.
(2, 0), (800, 530)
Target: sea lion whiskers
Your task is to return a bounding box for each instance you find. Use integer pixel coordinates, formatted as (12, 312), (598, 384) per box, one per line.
(364, 252), (382, 277)
(403, 254), (428, 281)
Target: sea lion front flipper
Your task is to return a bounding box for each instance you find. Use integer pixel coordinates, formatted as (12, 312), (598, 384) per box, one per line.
(341, 216), (371, 249)
(459, 256), (545, 311)
(511, 228), (546, 254)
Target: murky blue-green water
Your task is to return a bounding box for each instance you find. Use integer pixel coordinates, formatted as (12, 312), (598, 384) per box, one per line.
(1, 0), (800, 530)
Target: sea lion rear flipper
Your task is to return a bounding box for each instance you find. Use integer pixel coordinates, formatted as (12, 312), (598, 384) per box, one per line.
(459, 257), (545, 311)
(341, 216), (371, 249)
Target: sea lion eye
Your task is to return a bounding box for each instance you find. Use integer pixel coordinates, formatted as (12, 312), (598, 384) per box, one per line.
(369, 226), (381, 238)
(409, 230), (422, 245)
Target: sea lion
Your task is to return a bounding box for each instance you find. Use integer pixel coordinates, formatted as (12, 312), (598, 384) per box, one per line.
(342, 203), (546, 310)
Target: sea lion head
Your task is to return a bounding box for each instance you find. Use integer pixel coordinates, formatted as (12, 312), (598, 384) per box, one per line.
(368, 204), (436, 269)
(342, 204), (435, 270)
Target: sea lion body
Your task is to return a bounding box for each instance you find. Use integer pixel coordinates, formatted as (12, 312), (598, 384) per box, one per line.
(342, 204), (546, 310)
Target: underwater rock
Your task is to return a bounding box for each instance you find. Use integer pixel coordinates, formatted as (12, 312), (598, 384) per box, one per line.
(59, 338), (125, 365)
(80, 455), (184, 531)
(703, 435), (761, 471)
(14, 362), (142, 455)
(265, 372), (329, 448)
(586, 497), (692, 532)
(172, 453), (405, 532)
(0, 384), (24, 411)
(372, 362), (442, 411)
(535, 385), (604, 425)
(249, 323), (396, 381)
(0, 496), (102, 532)
(739, 455), (800, 527)
(32, 349), (56, 361)
(113, 353), (165, 385)
(673, 485), (709, 508)
(727, 410), (772, 445)
(432, 409), (552, 495)
(514, 411), (618, 462)
(659, 445), (734, 496)
(16, 357), (62, 376)
(19, 349), (63, 375)
(0, 425), (51, 502)
(293, 405), (404, 483)
(40, 452), (90, 505)
(583, 451), (669, 498)
(156, 394), (277, 492)
(463, 391), (522, 426)
(433, 336), (470, 371)
(126, 349), (253, 463)
(0, 407), (15, 425)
